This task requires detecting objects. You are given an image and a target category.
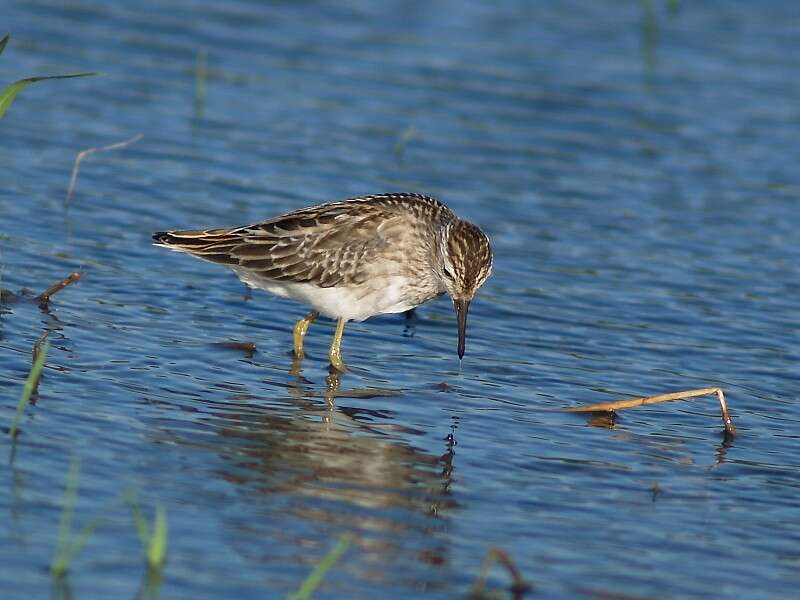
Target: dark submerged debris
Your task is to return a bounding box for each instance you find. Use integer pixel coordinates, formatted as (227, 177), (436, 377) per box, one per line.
(651, 482), (661, 502)
(214, 341), (257, 354)
(585, 411), (617, 429)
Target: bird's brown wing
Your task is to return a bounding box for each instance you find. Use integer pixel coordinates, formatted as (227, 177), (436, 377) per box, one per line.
(153, 200), (403, 287)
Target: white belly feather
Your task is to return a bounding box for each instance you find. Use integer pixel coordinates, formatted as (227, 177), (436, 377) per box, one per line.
(234, 269), (428, 321)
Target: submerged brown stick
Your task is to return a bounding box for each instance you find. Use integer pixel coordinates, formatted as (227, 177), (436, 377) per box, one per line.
(470, 547), (531, 599)
(64, 133), (143, 207)
(564, 387), (735, 437)
(36, 272), (81, 309)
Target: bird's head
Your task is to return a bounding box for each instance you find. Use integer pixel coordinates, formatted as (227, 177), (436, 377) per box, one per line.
(438, 220), (493, 359)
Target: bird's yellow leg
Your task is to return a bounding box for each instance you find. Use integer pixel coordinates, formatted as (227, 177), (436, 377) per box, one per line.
(328, 318), (347, 373)
(292, 310), (319, 359)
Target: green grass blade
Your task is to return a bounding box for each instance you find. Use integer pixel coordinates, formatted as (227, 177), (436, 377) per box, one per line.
(125, 490), (151, 548)
(9, 341), (49, 437)
(126, 492), (168, 568)
(0, 72), (96, 118)
(51, 455), (80, 577)
(147, 505), (168, 568)
(51, 516), (102, 577)
(288, 534), (353, 600)
(0, 34), (9, 58)
(51, 553), (70, 579)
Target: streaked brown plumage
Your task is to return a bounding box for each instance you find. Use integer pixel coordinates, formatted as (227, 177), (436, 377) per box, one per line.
(153, 192), (492, 370)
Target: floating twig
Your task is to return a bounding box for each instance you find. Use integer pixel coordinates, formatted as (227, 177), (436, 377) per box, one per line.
(64, 133), (143, 207)
(470, 547), (531, 599)
(36, 272), (81, 309)
(564, 387), (735, 438)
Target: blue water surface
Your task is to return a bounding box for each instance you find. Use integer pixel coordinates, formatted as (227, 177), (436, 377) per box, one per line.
(2, 1), (799, 598)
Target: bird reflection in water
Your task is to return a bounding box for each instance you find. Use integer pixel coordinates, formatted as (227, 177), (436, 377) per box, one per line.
(165, 367), (460, 591)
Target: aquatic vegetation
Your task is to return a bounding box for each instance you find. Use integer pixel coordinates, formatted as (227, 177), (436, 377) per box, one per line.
(51, 457), (103, 578)
(126, 492), (168, 570)
(288, 534), (352, 600)
(0, 34), (96, 119)
(639, 0), (682, 70)
(9, 340), (49, 438)
(64, 134), (143, 207)
(285, 536), (532, 599)
(195, 48), (208, 116)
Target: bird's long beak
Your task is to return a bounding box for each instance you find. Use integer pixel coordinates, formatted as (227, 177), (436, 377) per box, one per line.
(453, 298), (471, 359)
